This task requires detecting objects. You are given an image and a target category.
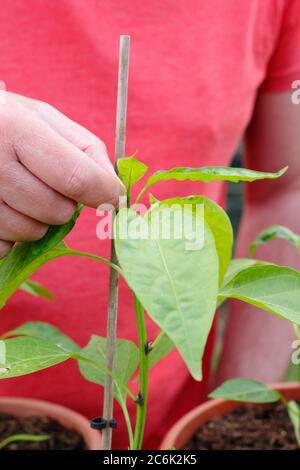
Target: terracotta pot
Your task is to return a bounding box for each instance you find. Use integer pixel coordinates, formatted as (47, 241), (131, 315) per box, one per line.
(160, 382), (300, 450)
(0, 397), (101, 450)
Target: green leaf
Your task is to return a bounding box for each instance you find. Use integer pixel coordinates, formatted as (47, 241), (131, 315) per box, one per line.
(0, 211), (118, 308)
(287, 400), (300, 446)
(285, 362), (300, 382)
(219, 264), (300, 325)
(249, 225), (300, 256)
(222, 258), (267, 286)
(20, 280), (54, 301)
(136, 166), (287, 202)
(148, 332), (174, 368)
(117, 155), (148, 193)
(149, 193), (158, 205)
(78, 335), (139, 403)
(115, 207), (219, 380)
(0, 205), (82, 308)
(217, 258), (269, 307)
(150, 196), (233, 284)
(2, 321), (80, 353)
(0, 337), (72, 379)
(209, 379), (281, 403)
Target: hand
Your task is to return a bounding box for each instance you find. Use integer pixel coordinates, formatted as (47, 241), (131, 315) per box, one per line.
(0, 92), (125, 258)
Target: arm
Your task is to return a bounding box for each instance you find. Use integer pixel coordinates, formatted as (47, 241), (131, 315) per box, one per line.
(216, 91), (300, 384)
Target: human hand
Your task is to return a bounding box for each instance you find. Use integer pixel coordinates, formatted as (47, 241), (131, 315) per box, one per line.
(0, 92), (124, 258)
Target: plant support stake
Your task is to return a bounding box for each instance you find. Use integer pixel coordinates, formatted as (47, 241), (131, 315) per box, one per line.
(101, 35), (130, 450)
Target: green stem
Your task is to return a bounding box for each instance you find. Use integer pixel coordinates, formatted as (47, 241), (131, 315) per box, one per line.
(60, 249), (122, 274)
(280, 395), (290, 409)
(279, 395), (299, 414)
(132, 295), (149, 450)
(0, 434), (49, 450)
(118, 396), (134, 449)
(134, 187), (147, 205)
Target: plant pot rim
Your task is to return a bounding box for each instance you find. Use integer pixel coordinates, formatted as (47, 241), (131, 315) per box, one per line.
(160, 382), (300, 450)
(0, 396), (101, 450)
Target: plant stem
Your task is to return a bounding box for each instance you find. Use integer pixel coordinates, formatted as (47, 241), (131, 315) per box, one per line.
(119, 397), (134, 449)
(132, 295), (149, 450)
(76, 352), (135, 448)
(280, 394), (289, 407)
(0, 434), (49, 450)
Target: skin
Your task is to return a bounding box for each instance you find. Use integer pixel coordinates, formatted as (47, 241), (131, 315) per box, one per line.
(0, 92), (125, 258)
(216, 91), (300, 384)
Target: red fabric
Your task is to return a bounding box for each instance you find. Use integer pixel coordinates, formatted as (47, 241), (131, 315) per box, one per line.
(0, 0), (299, 449)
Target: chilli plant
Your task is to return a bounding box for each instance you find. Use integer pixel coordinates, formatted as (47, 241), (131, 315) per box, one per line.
(211, 224), (300, 447)
(1, 156), (300, 450)
(210, 378), (300, 447)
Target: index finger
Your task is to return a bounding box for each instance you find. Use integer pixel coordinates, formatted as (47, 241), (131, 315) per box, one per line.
(13, 112), (125, 208)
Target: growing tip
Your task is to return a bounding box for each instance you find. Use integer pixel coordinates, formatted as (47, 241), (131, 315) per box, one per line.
(277, 166), (288, 177)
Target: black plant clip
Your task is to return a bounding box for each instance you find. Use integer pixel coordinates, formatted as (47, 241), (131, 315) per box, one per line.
(144, 341), (153, 355)
(136, 392), (144, 406)
(109, 418), (117, 429)
(90, 417), (117, 430)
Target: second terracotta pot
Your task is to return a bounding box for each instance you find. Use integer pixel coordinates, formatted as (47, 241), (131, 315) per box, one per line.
(160, 382), (300, 450)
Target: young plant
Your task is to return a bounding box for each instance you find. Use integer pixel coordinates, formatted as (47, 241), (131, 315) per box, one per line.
(249, 225), (300, 384)
(210, 379), (300, 446)
(0, 157), (300, 450)
(211, 224), (300, 448)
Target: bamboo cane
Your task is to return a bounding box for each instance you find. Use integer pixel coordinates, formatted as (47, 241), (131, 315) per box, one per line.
(101, 35), (130, 450)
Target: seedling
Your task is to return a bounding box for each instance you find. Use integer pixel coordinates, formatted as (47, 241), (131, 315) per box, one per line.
(1, 155), (300, 449)
(211, 224), (300, 448)
(249, 224), (300, 383)
(210, 379), (300, 446)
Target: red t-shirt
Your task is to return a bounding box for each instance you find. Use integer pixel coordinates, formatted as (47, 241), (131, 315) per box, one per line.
(0, 0), (299, 449)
